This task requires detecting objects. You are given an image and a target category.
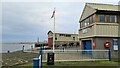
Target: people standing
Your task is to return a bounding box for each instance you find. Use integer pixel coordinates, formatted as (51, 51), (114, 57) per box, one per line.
(31, 45), (33, 53)
(22, 45), (24, 52)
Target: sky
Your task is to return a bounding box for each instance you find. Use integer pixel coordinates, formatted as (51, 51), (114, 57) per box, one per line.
(1, 0), (120, 42)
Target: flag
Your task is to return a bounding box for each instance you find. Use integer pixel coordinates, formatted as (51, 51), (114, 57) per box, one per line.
(51, 10), (55, 19)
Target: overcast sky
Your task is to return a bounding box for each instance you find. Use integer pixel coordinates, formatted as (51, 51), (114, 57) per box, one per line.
(1, 0), (119, 42)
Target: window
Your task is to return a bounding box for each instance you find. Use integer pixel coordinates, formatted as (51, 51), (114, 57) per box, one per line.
(73, 37), (75, 40)
(66, 35), (71, 37)
(99, 15), (105, 22)
(111, 15), (116, 23)
(80, 23), (82, 28)
(98, 15), (117, 23)
(106, 15), (110, 23)
(90, 16), (94, 24)
(59, 34), (65, 37)
(55, 37), (57, 40)
(59, 34), (61, 36)
(81, 21), (84, 28)
(82, 21), (85, 27)
(84, 18), (89, 27)
(85, 22), (87, 27)
(87, 19), (90, 25)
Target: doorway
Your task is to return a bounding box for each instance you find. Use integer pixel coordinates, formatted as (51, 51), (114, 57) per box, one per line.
(82, 40), (92, 55)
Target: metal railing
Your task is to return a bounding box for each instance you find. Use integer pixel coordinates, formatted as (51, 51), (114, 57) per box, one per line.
(42, 49), (110, 62)
(33, 46), (111, 68)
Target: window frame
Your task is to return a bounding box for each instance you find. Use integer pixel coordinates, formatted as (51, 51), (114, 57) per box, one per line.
(90, 16), (94, 24)
(99, 15), (105, 22)
(106, 15), (110, 23)
(111, 15), (116, 23)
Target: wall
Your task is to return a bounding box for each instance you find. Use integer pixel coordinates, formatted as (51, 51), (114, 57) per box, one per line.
(48, 32), (53, 38)
(48, 38), (53, 46)
(95, 23), (118, 37)
(79, 23), (119, 38)
(93, 37), (118, 60)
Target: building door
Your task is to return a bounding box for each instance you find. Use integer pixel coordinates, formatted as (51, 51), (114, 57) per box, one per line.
(83, 40), (92, 55)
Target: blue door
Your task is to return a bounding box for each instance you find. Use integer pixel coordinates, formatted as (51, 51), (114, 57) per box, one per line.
(83, 40), (92, 55)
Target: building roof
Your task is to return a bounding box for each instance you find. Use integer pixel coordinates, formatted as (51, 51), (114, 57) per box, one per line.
(47, 31), (78, 35)
(47, 31), (53, 35)
(79, 3), (120, 22)
(55, 32), (78, 35)
(87, 3), (119, 11)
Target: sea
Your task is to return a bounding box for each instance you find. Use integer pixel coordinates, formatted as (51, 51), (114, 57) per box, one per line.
(0, 43), (35, 53)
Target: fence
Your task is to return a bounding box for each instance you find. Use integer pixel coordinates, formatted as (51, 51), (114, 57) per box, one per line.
(42, 49), (110, 62)
(33, 47), (111, 68)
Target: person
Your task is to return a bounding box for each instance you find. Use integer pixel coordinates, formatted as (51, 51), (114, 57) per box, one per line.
(60, 44), (62, 52)
(7, 50), (10, 53)
(31, 45), (33, 53)
(22, 45), (24, 52)
(62, 46), (64, 52)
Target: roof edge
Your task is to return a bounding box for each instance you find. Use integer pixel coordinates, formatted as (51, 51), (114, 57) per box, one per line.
(86, 3), (119, 6)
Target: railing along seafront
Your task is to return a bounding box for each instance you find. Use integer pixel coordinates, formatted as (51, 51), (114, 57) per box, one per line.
(41, 49), (110, 62)
(33, 49), (111, 68)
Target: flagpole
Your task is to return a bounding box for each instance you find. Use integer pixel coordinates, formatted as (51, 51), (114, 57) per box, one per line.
(53, 8), (55, 52)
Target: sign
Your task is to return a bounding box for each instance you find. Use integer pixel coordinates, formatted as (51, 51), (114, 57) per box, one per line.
(82, 28), (90, 34)
(39, 55), (42, 68)
(113, 39), (118, 50)
(82, 29), (87, 34)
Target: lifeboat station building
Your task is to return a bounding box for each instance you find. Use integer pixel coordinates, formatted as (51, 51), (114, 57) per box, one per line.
(79, 3), (120, 59)
(47, 31), (79, 48)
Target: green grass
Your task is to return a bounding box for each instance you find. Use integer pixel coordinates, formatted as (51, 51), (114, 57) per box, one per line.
(2, 61), (118, 68)
(20, 61), (119, 66)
